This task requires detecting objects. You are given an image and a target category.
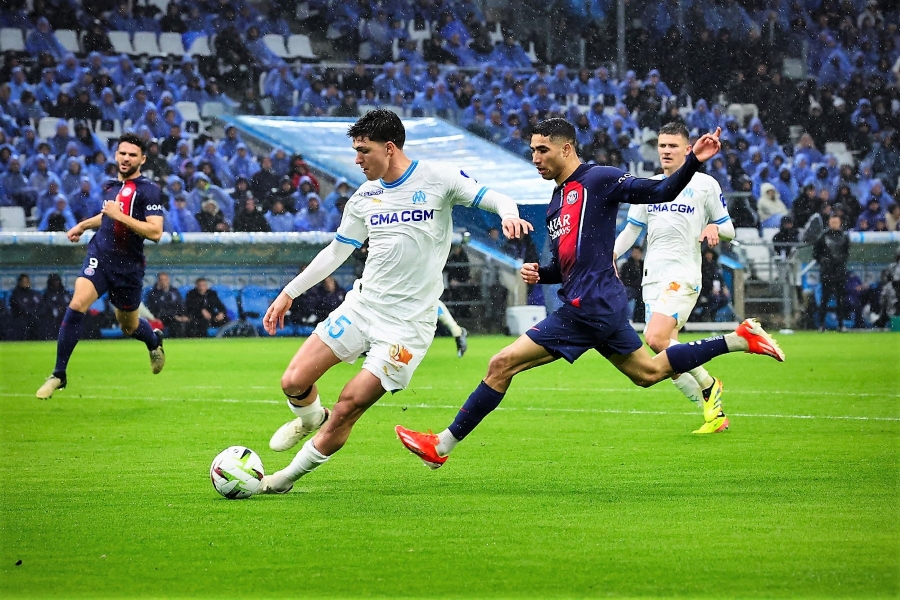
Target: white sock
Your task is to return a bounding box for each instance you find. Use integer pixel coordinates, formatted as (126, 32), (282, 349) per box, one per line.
(287, 396), (325, 428)
(437, 302), (463, 338)
(687, 365), (714, 390)
(723, 332), (747, 352)
(672, 373), (703, 405)
(280, 438), (330, 483)
(436, 429), (459, 456)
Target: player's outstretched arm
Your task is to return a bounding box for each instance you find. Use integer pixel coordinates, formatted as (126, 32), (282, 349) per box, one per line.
(267, 239), (356, 335)
(473, 189), (531, 239)
(67, 214), (103, 242)
(501, 217), (534, 240)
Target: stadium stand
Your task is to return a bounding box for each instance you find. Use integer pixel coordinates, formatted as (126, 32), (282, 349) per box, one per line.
(0, 0), (898, 333)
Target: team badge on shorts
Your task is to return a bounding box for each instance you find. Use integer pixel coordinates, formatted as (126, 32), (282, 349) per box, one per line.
(667, 282), (681, 291)
(389, 344), (413, 365)
(84, 267), (95, 276)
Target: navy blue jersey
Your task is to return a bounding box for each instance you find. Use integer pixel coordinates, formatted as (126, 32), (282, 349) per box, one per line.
(89, 176), (163, 268)
(537, 154), (701, 315)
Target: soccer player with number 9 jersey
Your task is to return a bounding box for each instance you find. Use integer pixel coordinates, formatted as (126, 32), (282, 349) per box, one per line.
(36, 133), (166, 399)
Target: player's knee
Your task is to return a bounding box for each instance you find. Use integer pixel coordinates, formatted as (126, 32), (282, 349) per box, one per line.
(486, 351), (515, 381)
(280, 369), (310, 395)
(120, 322), (137, 336)
(645, 333), (669, 354)
(629, 373), (655, 388)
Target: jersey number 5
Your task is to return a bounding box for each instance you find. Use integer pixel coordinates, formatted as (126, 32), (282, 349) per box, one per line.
(325, 315), (352, 338)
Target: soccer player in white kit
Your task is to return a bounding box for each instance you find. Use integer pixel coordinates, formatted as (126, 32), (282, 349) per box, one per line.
(613, 122), (735, 434)
(256, 109), (532, 493)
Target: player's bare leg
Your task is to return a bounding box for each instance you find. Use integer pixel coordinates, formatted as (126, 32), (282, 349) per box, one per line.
(115, 306), (165, 374)
(36, 277), (99, 399)
(269, 333), (342, 452)
(643, 312), (724, 431)
(397, 334), (557, 467)
(612, 319), (783, 388)
(260, 369), (385, 493)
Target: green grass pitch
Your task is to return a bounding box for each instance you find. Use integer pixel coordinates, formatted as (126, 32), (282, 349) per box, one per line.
(1, 331), (898, 598)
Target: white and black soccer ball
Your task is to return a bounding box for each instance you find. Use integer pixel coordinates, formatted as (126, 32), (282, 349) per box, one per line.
(210, 446), (264, 499)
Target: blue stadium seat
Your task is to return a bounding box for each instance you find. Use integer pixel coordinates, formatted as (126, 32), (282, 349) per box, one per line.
(212, 285), (239, 322)
(239, 286), (279, 334)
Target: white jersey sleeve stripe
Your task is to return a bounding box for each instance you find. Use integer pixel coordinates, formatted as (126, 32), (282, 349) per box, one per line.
(627, 216), (647, 228)
(472, 186), (488, 207)
(335, 233), (363, 248)
(712, 215), (731, 225)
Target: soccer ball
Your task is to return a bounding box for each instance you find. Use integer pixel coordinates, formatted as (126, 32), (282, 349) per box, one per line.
(210, 446), (264, 499)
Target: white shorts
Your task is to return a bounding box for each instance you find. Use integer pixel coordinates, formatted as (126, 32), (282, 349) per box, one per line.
(642, 281), (700, 330)
(313, 289), (436, 392)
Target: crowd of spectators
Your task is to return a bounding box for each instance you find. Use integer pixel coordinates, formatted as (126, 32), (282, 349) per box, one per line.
(1, 0), (900, 240)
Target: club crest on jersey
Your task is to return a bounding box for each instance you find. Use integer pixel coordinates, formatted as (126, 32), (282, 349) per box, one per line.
(412, 190), (426, 205)
(389, 344), (413, 365)
(120, 185), (133, 197)
(565, 190), (579, 205)
(682, 188), (694, 198)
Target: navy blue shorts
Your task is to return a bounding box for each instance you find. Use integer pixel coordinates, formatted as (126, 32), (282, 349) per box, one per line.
(79, 250), (144, 312)
(525, 303), (643, 363)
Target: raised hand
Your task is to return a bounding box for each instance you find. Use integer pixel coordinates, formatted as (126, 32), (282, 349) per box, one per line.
(263, 292), (293, 336)
(692, 127), (722, 162)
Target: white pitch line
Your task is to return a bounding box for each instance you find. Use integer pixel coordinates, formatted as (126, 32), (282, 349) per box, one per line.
(414, 386), (900, 399)
(1, 393), (898, 422)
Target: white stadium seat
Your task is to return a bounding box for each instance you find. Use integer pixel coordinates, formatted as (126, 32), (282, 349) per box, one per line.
(132, 31), (161, 56)
(108, 31), (135, 54)
(145, 0), (169, 14)
(407, 20), (431, 42)
(175, 101), (201, 134)
(158, 32), (185, 56)
(287, 34), (317, 59)
(263, 34), (289, 58)
(0, 28), (25, 52)
(526, 41), (538, 63)
(37, 117), (61, 140)
(56, 29), (80, 53)
(200, 101), (225, 119)
(488, 22), (503, 46)
(186, 35), (212, 56)
(0, 206), (27, 231)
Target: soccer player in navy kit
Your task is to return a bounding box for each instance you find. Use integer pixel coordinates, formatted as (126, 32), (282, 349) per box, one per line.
(36, 133), (166, 399)
(397, 118), (785, 468)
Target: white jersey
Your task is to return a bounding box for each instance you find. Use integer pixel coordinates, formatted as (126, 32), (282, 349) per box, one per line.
(335, 160), (490, 322)
(626, 171), (730, 290)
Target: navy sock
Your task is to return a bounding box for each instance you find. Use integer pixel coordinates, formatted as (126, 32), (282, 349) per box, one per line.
(447, 381), (505, 441)
(54, 308), (85, 378)
(666, 336), (730, 374)
(131, 318), (160, 350)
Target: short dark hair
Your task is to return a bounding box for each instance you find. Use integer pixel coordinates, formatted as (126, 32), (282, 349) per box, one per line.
(658, 121), (690, 139)
(117, 133), (147, 155)
(531, 118), (576, 144)
(346, 109), (405, 148)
